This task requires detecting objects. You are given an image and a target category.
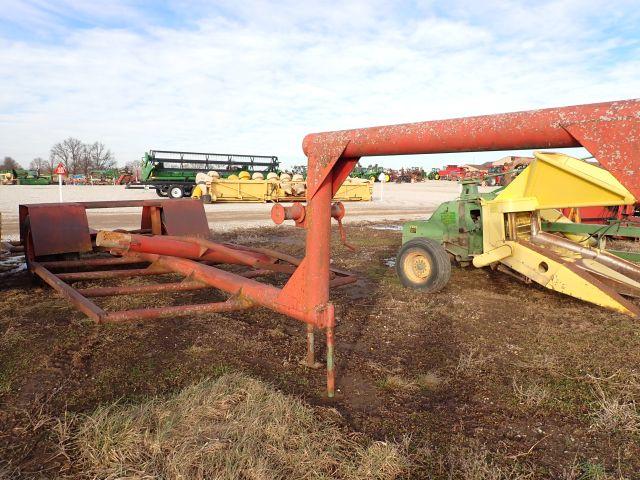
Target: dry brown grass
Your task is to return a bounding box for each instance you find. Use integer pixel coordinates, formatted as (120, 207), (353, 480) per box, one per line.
(376, 374), (418, 392)
(443, 441), (534, 480)
(512, 379), (551, 409)
(561, 459), (630, 480)
(589, 384), (639, 435)
(454, 347), (491, 376)
(58, 373), (409, 479)
(415, 371), (448, 391)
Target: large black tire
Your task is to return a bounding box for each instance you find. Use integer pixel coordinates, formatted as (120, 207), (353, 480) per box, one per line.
(156, 186), (169, 197)
(396, 238), (451, 293)
(168, 185), (184, 199)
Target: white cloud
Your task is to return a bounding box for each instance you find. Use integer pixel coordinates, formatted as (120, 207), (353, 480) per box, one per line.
(0, 0), (638, 169)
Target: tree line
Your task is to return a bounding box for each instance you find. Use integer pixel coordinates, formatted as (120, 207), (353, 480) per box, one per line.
(1, 138), (116, 176)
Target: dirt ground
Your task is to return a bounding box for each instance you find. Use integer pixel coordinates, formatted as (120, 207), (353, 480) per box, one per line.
(1, 222), (640, 478)
(0, 181), (474, 239)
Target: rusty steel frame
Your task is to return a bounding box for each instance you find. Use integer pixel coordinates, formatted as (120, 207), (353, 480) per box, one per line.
(20, 198), (357, 396)
(284, 99), (640, 396)
(28, 233), (356, 326)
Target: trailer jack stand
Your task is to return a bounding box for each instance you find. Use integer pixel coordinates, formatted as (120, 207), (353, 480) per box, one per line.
(300, 324), (323, 369)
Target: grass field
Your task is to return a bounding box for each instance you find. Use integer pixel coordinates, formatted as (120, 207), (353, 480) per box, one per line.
(1, 223), (639, 478)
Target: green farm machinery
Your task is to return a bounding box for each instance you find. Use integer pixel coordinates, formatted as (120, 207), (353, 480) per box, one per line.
(426, 168), (440, 180)
(1, 169), (52, 185)
(396, 151), (640, 317)
(127, 150), (280, 198)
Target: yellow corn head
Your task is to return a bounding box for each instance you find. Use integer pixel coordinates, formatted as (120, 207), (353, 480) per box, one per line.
(475, 152), (639, 316)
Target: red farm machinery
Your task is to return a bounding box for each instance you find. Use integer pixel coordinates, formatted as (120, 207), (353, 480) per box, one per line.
(437, 164), (469, 181)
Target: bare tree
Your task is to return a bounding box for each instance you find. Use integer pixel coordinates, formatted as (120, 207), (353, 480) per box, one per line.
(1, 156), (21, 170)
(29, 157), (48, 174)
(49, 137), (85, 174)
(76, 144), (93, 177)
(48, 139), (117, 176)
(124, 159), (140, 172)
(87, 142), (116, 171)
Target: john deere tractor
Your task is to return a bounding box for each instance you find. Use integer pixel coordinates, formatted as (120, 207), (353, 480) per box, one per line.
(396, 180), (491, 292)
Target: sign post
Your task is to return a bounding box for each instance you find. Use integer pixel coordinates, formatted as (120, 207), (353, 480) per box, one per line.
(378, 171), (387, 201)
(54, 163), (67, 202)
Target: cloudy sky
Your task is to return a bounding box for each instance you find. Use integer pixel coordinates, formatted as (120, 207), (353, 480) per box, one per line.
(1, 0), (639, 169)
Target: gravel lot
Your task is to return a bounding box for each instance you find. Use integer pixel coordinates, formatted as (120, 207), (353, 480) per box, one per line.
(0, 181), (481, 239)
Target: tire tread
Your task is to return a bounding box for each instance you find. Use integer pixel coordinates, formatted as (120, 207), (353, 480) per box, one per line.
(396, 237), (451, 293)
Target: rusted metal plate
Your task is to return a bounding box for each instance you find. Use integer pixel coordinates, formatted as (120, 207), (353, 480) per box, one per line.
(23, 204), (92, 257)
(563, 118), (640, 202)
(139, 200), (210, 238)
(161, 200), (211, 237)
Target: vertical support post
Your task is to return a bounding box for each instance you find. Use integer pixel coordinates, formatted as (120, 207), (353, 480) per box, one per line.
(150, 207), (161, 235)
(303, 324), (318, 368)
(326, 323), (335, 396)
(305, 166), (335, 396)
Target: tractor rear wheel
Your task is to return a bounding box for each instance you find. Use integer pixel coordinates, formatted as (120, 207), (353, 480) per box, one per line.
(396, 238), (451, 292)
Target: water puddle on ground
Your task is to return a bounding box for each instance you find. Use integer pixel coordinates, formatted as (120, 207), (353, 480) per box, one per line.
(384, 257), (396, 267)
(0, 256), (26, 277)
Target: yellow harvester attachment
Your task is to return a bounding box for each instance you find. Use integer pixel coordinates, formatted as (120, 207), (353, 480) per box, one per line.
(474, 151), (640, 316)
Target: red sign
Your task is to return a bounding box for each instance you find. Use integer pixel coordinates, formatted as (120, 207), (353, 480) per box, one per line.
(54, 162), (67, 175)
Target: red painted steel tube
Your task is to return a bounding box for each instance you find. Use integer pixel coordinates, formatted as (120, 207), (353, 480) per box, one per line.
(56, 267), (173, 281)
(305, 173), (336, 396)
(306, 174), (333, 313)
(162, 235), (279, 268)
(96, 231), (271, 266)
(133, 253), (312, 324)
(30, 262), (105, 322)
(77, 281), (209, 297)
(302, 99), (640, 158)
(102, 298), (248, 323)
(271, 203), (305, 225)
(39, 255), (147, 269)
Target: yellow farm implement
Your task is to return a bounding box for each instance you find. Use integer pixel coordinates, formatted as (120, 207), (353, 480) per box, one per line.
(191, 172), (373, 203)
